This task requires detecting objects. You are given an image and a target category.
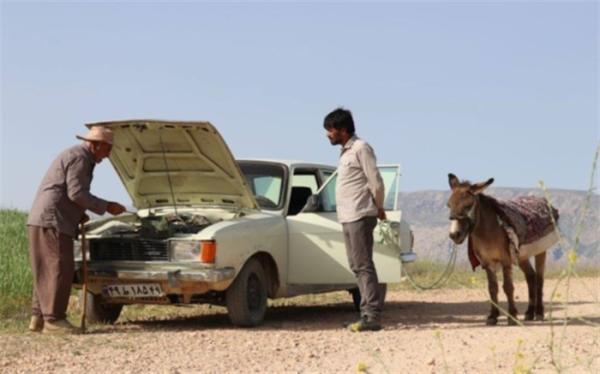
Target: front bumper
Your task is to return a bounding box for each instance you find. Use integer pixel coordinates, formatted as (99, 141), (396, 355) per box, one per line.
(74, 261), (235, 285)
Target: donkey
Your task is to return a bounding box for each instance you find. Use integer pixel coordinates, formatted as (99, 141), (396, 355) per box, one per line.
(446, 174), (559, 325)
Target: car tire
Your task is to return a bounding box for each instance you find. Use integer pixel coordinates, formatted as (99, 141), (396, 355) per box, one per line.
(79, 290), (123, 324)
(349, 283), (388, 312)
(225, 258), (268, 327)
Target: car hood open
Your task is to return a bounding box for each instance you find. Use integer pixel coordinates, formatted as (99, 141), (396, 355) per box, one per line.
(86, 120), (258, 210)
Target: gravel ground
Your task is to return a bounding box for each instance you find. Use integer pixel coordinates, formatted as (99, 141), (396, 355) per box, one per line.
(1, 277), (598, 373)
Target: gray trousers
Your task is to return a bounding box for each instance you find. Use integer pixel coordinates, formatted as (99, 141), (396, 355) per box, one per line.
(342, 216), (381, 320)
(28, 226), (74, 321)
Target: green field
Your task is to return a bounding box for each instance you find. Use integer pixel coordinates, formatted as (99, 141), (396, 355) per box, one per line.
(0, 210), (32, 322)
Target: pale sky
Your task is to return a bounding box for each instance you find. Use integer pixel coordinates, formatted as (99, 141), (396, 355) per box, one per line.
(1, 1), (598, 211)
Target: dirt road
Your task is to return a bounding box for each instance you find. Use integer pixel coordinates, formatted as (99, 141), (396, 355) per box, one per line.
(1, 277), (598, 373)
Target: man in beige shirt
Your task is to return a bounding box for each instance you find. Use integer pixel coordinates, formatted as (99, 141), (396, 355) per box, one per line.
(27, 126), (126, 334)
(324, 107), (386, 332)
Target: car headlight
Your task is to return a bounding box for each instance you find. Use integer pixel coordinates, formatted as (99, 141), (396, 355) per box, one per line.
(170, 240), (217, 263)
(170, 240), (201, 261)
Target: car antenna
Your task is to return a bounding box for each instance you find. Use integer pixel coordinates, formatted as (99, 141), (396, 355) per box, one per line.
(158, 127), (179, 216)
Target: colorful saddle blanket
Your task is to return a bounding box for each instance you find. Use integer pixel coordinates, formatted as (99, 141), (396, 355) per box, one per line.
(468, 195), (559, 270)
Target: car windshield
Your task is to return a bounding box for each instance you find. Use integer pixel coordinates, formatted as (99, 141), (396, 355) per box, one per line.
(238, 162), (286, 210)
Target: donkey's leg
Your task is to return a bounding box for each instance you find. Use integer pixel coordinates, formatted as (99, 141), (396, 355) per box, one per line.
(484, 267), (500, 326)
(534, 252), (547, 321)
(518, 259), (536, 321)
(502, 265), (518, 325)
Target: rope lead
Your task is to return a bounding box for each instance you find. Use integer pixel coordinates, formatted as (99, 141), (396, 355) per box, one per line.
(377, 221), (457, 290)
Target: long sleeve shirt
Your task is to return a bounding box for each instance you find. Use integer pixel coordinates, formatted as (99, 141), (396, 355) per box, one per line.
(335, 136), (385, 223)
(27, 144), (108, 237)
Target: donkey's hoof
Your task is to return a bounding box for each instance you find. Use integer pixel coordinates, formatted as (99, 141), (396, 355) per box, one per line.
(507, 317), (519, 326)
(535, 314), (545, 321)
(486, 317), (498, 326)
(524, 312), (535, 321)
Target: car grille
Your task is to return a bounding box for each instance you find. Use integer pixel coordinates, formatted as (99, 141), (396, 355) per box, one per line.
(89, 238), (168, 261)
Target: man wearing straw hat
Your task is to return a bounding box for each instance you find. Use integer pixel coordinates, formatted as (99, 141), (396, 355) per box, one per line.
(27, 126), (126, 334)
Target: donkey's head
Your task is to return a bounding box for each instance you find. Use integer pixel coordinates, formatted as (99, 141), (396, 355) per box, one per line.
(447, 173), (494, 244)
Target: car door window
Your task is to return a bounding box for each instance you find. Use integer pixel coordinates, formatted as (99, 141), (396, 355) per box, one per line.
(379, 166), (400, 210)
(319, 173), (338, 212)
(321, 170), (334, 185)
(317, 165), (400, 212)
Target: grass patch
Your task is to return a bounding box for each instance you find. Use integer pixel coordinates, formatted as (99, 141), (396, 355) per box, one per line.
(0, 210), (31, 321)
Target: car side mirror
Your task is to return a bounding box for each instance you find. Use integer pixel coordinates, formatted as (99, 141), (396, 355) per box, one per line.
(301, 194), (321, 213)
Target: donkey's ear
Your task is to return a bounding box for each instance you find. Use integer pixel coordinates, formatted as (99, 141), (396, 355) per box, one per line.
(470, 178), (494, 195)
(448, 173), (460, 190)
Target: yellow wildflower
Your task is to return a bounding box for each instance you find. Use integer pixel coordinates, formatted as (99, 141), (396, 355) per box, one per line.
(357, 362), (368, 373)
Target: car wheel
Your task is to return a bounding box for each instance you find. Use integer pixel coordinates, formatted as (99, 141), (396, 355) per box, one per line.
(349, 283), (388, 312)
(79, 290), (123, 324)
(225, 258), (268, 327)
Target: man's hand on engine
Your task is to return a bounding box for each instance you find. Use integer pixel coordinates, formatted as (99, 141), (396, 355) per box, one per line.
(107, 202), (126, 216)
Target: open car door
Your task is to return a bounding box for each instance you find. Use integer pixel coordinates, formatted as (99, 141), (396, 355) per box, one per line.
(286, 165), (403, 284)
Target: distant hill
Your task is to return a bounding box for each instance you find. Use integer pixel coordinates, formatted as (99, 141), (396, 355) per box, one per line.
(397, 188), (599, 267)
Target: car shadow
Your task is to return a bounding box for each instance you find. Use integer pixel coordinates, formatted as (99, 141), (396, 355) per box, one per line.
(91, 299), (598, 334)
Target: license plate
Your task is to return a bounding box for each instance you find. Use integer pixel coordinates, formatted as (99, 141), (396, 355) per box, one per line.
(103, 284), (164, 298)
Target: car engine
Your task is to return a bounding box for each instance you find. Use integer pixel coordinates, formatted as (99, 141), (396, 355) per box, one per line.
(86, 213), (213, 261)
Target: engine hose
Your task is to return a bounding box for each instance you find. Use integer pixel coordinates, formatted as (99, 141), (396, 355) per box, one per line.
(377, 221), (458, 291)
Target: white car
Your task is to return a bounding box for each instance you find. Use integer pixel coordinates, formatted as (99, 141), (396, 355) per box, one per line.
(74, 120), (415, 327)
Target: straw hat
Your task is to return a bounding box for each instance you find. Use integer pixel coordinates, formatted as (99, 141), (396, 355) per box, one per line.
(76, 126), (114, 145)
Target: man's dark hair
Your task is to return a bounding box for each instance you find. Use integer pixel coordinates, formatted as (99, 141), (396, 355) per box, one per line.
(323, 107), (355, 136)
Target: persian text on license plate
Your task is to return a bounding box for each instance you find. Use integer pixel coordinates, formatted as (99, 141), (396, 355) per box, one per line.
(103, 284), (164, 298)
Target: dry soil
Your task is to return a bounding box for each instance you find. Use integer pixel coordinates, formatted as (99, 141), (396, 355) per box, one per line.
(1, 277), (598, 373)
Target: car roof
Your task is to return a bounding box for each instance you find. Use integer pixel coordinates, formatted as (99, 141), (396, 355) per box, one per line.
(237, 158), (336, 170)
